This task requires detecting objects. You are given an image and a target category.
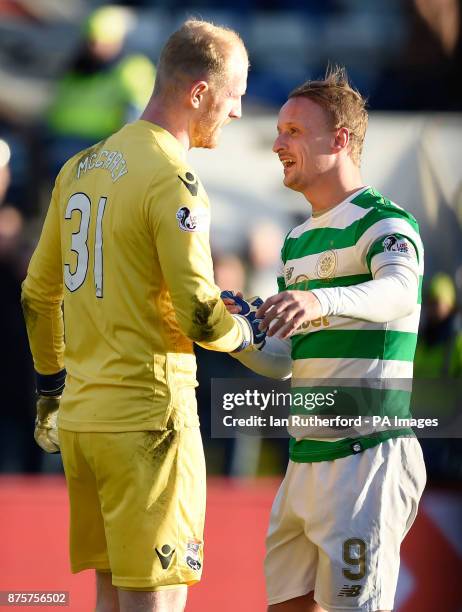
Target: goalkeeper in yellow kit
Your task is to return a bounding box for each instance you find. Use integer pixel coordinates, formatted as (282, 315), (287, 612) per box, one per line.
(21, 20), (263, 612)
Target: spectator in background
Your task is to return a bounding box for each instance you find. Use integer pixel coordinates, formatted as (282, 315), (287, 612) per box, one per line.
(44, 5), (155, 179)
(215, 252), (247, 294)
(375, 0), (461, 110)
(0, 150), (37, 471)
(414, 272), (462, 482)
(247, 220), (285, 299)
(414, 272), (462, 377)
(0, 139), (11, 203)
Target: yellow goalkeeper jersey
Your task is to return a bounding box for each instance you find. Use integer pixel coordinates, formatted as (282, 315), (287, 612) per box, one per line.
(22, 120), (245, 432)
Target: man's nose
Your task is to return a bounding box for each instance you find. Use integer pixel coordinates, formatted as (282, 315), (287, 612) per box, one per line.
(230, 99), (242, 119)
(273, 134), (284, 153)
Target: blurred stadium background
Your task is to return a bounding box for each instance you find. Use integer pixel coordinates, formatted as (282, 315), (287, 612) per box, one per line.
(0, 0), (461, 610)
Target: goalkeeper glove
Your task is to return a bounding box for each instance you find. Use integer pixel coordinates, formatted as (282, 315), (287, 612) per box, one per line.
(34, 369), (66, 454)
(221, 291), (266, 351)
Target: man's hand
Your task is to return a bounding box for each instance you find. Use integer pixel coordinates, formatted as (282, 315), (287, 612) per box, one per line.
(35, 395), (60, 453)
(221, 290), (243, 314)
(256, 290), (323, 339)
(221, 290), (267, 350)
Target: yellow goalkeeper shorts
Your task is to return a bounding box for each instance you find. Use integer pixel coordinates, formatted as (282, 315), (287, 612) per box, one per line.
(59, 427), (206, 590)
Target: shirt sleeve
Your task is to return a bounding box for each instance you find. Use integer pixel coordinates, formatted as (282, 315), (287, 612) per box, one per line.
(231, 335), (292, 379)
(311, 262), (418, 323)
(146, 169), (246, 352)
(21, 176), (65, 375)
(355, 207), (423, 279)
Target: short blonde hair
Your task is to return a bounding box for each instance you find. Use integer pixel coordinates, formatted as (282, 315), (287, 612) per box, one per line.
(154, 19), (247, 93)
(289, 66), (368, 166)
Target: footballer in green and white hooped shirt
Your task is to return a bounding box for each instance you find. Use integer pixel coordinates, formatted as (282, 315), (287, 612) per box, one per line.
(228, 68), (426, 612)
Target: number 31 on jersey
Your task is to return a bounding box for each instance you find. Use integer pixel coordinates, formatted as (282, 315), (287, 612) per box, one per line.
(64, 192), (107, 297)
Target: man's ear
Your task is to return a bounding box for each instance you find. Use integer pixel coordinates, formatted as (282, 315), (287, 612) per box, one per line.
(190, 81), (209, 109)
(333, 127), (349, 152)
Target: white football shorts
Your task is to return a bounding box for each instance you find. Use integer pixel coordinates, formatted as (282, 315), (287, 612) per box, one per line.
(265, 437), (426, 611)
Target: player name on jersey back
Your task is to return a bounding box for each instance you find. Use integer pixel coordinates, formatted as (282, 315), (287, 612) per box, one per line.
(77, 149), (128, 182)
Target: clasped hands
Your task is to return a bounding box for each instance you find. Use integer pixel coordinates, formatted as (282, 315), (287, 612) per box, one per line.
(222, 289), (323, 340)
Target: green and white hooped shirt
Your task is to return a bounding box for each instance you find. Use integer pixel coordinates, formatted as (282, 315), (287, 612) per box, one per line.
(278, 187), (424, 462)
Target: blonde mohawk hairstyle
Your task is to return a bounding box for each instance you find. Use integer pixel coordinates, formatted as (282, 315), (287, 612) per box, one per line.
(289, 66), (368, 166)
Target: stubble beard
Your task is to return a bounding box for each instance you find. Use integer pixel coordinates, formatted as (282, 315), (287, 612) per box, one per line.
(194, 102), (220, 149)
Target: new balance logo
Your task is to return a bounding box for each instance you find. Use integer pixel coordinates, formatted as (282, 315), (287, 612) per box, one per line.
(338, 585), (362, 597)
(285, 267), (294, 282)
(155, 544), (175, 569)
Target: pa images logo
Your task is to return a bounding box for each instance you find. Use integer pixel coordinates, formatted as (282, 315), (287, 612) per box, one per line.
(176, 206), (209, 232)
(185, 539), (202, 571)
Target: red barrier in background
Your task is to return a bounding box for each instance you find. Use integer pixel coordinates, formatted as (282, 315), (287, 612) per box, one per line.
(0, 476), (461, 612)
